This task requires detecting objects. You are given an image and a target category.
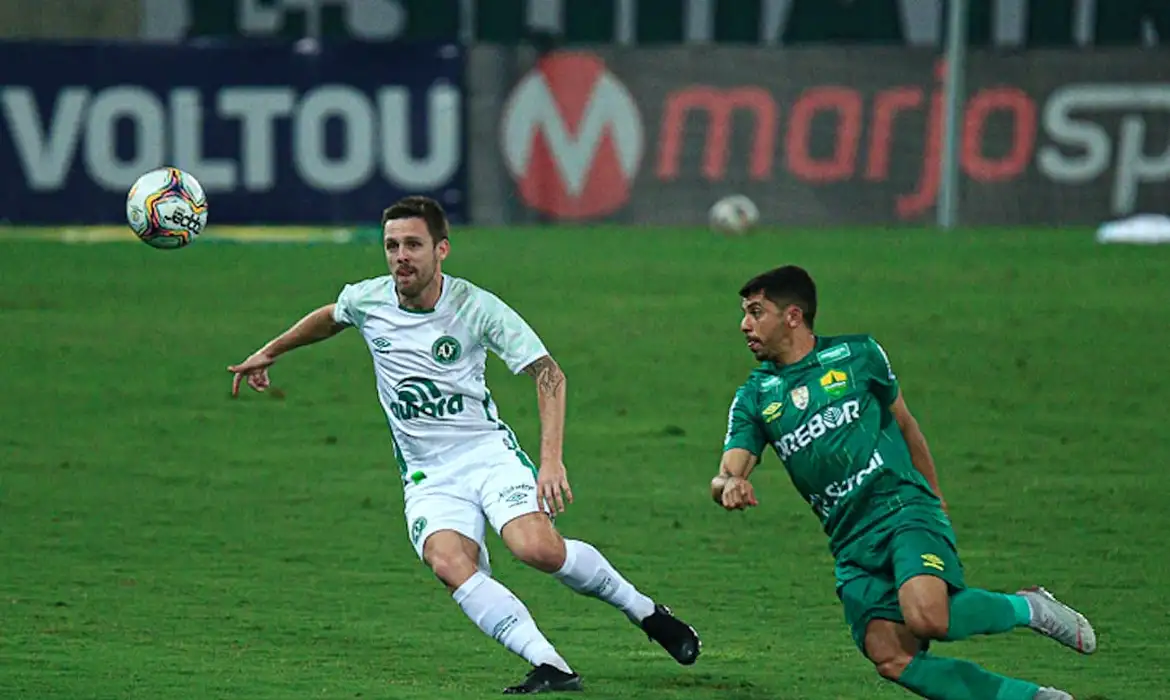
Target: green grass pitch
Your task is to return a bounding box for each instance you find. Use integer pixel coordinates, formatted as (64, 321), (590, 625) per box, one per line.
(1, 226), (1166, 699)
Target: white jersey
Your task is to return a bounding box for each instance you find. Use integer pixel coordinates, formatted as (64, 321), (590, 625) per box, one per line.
(332, 274), (548, 479)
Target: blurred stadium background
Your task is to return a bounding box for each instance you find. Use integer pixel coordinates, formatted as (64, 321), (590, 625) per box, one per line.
(2, 2), (1168, 699)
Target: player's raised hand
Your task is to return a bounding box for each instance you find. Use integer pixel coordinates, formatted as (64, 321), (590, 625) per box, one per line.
(720, 475), (758, 511)
(536, 460), (574, 514)
(228, 350), (276, 397)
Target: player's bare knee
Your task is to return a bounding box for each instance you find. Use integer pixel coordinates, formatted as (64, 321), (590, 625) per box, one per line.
(512, 533), (566, 573)
(907, 614), (948, 640)
(864, 620), (919, 682)
(874, 655), (913, 682)
(898, 576), (951, 640)
(422, 534), (480, 589)
(425, 550), (478, 589)
(903, 604), (949, 640)
(502, 515), (566, 573)
(865, 635), (913, 681)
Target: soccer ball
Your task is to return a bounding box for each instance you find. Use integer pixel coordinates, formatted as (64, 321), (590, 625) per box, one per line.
(708, 194), (760, 235)
(126, 167), (208, 249)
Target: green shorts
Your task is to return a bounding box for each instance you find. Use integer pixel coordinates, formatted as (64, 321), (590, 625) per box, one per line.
(834, 507), (966, 652)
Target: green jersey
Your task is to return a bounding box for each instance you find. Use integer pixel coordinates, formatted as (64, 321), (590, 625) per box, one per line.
(722, 334), (940, 555)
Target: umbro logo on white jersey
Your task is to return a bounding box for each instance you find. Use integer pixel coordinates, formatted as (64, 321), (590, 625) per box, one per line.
(371, 337), (393, 353)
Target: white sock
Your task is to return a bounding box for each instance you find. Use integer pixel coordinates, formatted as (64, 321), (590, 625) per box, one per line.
(554, 539), (657, 624)
(453, 571), (573, 674)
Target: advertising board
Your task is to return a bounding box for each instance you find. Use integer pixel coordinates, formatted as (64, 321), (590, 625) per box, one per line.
(474, 46), (1170, 226)
(0, 41), (466, 225)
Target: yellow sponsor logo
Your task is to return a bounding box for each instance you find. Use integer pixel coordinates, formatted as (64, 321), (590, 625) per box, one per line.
(820, 369), (849, 398)
(921, 553), (945, 571)
(819, 369), (847, 385)
(819, 370), (847, 387)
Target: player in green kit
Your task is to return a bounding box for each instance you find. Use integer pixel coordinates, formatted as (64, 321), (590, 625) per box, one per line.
(709, 266), (1095, 700)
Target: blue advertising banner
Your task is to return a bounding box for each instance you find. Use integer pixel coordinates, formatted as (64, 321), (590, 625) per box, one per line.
(0, 40), (466, 225)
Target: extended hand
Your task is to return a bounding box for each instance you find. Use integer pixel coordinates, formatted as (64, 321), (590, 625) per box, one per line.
(228, 350), (276, 397)
(721, 475), (758, 511)
(536, 460), (574, 514)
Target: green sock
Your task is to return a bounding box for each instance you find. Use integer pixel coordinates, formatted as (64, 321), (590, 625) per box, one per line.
(945, 589), (1032, 641)
(899, 653), (1040, 700)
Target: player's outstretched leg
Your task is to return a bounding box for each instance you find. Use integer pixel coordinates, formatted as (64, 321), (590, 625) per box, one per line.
(940, 586), (1096, 654)
(500, 515), (701, 666)
(889, 528), (1096, 654)
(426, 531), (583, 694)
(867, 620), (1075, 700)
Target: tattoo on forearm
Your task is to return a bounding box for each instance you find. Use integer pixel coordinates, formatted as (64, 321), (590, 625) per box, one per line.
(525, 356), (564, 397)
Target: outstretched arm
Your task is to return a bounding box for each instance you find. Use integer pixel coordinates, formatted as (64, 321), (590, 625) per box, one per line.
(261, 304), (347, 356)
(890, 391), (947, 512)
(228, 304), (347, 396)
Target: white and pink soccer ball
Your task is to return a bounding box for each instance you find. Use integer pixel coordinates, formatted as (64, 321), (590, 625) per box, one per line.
(125, 167), (209, 249)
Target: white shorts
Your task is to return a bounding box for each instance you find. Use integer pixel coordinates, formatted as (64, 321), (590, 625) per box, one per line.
(402, 439), (545, 575)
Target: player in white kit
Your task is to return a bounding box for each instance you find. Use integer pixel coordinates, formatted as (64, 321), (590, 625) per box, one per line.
(228, 196), (700, 694)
